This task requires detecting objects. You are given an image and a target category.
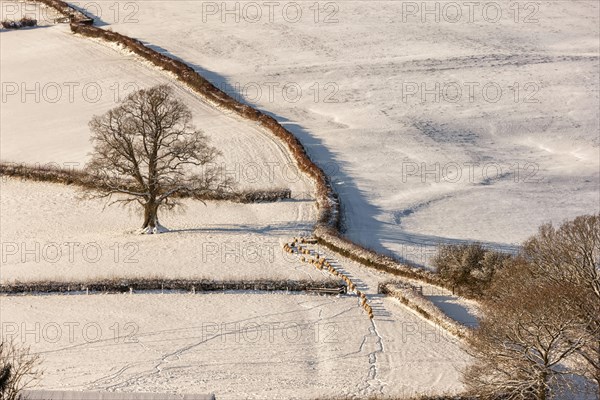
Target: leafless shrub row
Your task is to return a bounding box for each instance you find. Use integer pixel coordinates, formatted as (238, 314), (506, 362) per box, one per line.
(379, 282), (470, 339)
(1, 17), (37, 29)
(0, 277), (345, 295)
(0, 162), (291, 203)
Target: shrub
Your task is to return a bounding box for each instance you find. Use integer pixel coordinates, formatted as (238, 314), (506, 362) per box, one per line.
(1, 17), (37, 29)
(1, 20), (20, 29)
(0, 162), (290, 204)
(433, 243), (512, 296)
(0, 339), (41, 400)
(20, 17), (37, 27)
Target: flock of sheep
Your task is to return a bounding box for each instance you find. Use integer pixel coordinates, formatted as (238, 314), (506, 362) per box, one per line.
(283, 238), (374, 319)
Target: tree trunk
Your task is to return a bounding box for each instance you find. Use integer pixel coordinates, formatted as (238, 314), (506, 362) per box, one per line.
(537, 370), (548, 400)
(597, 339), (600, 398)
(141, 202), (162, 233)
(595, 359), (600, 400)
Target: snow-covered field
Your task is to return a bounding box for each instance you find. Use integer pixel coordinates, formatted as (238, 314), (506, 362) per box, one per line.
(1, 292), (469, 399)
(0, 18), (321, 282)
(0, 18), (468, 397)
(0, 176), (475, 398)
(1, 177), (473, 398)
(0, 178), (320, 283)
(0, 18), (314, 195)
(91, 0), (600, 265)
(1, 0), (598, 398)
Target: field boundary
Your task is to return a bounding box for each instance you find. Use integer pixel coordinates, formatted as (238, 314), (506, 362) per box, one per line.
(0, 278), (346, 295)
(379, 281), (472, 339)
(0, 162), (291, 203)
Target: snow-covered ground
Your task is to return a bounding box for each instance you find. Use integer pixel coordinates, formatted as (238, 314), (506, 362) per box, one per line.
(1, 1), (597, 397)
(420, 285), (480, 329)
(0, 19), (322, 282)
(290, 239), (480, 329)
(1, 177), (473, 397)
(0, 19), (314, 195)
(0, 178), (320, 283)
(0, 17), (328, 281)
(1, 292), (469, 399)
(89, 0), (600, 265)
(0, 0), (61, 24)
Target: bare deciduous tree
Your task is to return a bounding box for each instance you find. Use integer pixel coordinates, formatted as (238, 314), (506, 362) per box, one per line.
(463, 214), (600, 399)
(522, 214), (600, 393)
(84, 85), (230, 233)
(0, 339), (42, 400)
(463, 264), (587, 400)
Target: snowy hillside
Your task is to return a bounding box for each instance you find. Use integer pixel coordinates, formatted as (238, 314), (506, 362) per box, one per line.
(95, 0), (600, 265)
(0, 0), (598, 398)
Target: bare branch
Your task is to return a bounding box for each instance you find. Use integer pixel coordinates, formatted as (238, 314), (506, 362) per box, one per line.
(83, 85), (231, 233)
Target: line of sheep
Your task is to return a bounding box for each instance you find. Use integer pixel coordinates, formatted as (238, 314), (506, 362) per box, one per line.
(283, 237), (373, 319)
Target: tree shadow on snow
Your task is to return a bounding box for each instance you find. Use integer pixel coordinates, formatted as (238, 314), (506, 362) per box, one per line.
(166, 221), (314, 236)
